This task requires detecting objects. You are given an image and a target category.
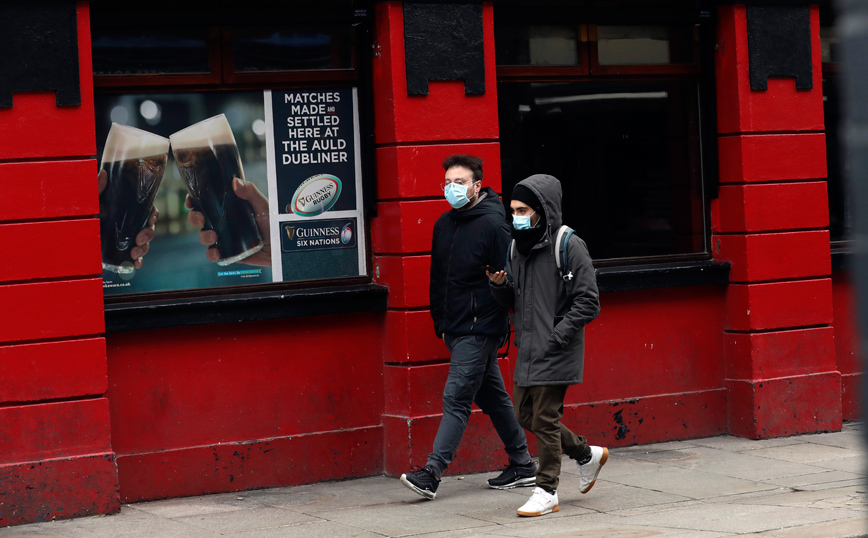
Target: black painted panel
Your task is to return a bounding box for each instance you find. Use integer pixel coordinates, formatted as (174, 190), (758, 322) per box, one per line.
(595, 260), (730, 293)
(104, 284), (389, 332)
(403, 2), (484, 96)
(0, 1), (80, 107)
(746, 6), (812, 91)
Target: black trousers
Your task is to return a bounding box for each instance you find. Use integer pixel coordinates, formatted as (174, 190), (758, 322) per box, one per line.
(513, 384), (590, 492)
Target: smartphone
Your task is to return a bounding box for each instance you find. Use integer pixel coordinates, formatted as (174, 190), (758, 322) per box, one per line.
(483, 265), (501, 274)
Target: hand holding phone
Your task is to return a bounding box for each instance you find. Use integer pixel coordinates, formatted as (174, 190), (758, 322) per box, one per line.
(483, 264), (500, 274)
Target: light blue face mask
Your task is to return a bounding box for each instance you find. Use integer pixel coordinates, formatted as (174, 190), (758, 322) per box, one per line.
(512, 211), (536, 230)
(444, 182), (472, 209)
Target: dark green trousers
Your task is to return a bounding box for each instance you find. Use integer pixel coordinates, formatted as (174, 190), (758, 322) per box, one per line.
(513, 384), (590, 492)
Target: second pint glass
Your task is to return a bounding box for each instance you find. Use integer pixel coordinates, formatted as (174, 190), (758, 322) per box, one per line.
(170, 114), (263, 266)
(99, 123), (169, 274)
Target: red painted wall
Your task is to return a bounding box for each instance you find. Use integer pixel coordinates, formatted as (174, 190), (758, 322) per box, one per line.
(0, 2), (120, 527)
(106, 315), (386, 502)
(832, 272), (863, 420)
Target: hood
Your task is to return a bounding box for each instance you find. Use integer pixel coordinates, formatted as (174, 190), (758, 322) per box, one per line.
(451, 186), (506, 220)
(513, 174), (563, 230)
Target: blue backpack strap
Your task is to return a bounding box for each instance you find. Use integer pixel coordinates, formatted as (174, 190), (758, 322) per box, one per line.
(554, 226), (574, 281)
(554, 225), (575, 291)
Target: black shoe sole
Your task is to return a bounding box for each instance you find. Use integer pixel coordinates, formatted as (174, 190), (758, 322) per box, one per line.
(488, 476), (536, 490)
(400, 473), (436, 500)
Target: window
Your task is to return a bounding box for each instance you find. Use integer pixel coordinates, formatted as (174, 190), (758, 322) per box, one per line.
(90, 1), (372, 299)
(495, 8), (709, 263)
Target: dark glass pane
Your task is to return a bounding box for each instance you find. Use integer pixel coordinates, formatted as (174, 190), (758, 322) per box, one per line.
(498, 81), (705, 260)
(597, 25), (694, 66)
(821, 26), (841, 64)
(92, 28), (210, 75)
(495, 24), (578, 66)
(232, 26), (352, 72)
(824, 76), (848, 242)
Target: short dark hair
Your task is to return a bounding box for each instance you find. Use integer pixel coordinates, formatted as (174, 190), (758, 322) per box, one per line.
(442, 154), (483, 183)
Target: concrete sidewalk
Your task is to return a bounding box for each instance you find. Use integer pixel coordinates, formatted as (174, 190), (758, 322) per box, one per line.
(7, 423), (867, 537)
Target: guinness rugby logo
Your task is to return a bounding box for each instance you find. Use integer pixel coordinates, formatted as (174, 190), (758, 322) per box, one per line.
(288, 174), (342, 216)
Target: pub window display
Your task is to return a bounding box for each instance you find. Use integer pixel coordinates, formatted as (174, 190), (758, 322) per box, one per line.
(91, 4), (366, 298)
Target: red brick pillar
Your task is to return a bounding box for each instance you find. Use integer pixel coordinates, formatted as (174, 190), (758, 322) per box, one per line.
(370, 2), (512, 475)
(0, 3), (119, 526)
(713, 4), (842, 438)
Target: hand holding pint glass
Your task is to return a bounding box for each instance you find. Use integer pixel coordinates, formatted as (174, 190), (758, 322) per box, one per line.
(171, 114), (264, 266)
(99, 124), (169, 275)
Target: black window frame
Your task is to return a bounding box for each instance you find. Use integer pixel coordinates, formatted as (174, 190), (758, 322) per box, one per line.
(494, 3), (718, 269)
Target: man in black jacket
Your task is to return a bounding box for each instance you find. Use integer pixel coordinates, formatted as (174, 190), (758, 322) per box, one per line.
(400, 154), (535, 500)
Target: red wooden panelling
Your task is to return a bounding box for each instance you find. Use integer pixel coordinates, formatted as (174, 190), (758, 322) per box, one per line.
(116, 427), (382, 503)
(0, 160), (99, 222)
(106, 315), (384, 455)
(715, 182), (830, 233)
(0, 220), (101, 283)
(376, 143), (502, 200)
(0, 3), (95, 160)
(567, 390), (727, 449)
(727, 372), (842, 439)
(383, 310), (449, 364)
(383, 357), (514, 417)
(832, 272), (863, 377)
(370, 200), (445, 255)
(580, 286), (726, 403)
(372, 2), (499, 144)
(0, 453), (119, 527)
(718, 134), (827, 184)
(383, 389), (727, 477)
(715, 5), (824, 134)
(0, 338), (106, 404)
(0, 279), (104, 344)
(841, 373), (861, 422)
(725, 279), (833, 332)
(724, 327), (836, 381)
(0, 399), (112, 465)
(383, 411), (527, 478)
(374, 254), (431, 309)
(715, 231), (831, 283)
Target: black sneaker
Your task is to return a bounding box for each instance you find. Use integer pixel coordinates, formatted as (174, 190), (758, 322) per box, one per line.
(400, 466), (440, 499)
(488, 460), (537, 489)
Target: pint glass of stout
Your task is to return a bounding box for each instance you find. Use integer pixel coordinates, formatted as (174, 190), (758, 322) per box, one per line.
(99, 123), (169, 274)
(171, 114), (263, 266)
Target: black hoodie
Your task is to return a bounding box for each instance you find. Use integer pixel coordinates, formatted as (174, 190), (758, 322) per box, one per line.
(429, 186), (510, 338)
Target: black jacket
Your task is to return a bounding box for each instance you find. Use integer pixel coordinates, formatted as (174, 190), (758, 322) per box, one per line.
(430, 187), (510, 338)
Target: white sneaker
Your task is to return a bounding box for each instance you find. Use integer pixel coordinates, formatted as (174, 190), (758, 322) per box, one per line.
(578, 445), (609, 494)
(516, 487), (559, 517)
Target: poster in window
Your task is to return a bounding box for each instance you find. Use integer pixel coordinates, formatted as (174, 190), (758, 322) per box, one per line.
(95, 87), (365, 296)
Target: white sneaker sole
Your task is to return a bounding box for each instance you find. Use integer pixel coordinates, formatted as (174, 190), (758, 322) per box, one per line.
(580, 447), (609, 494)
(517, 504), (559, 517)
(400, 473), (436, 500)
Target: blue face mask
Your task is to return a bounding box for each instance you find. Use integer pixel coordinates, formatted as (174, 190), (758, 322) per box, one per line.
(444, 182), (472, 209)
(512, 211), (536, 230)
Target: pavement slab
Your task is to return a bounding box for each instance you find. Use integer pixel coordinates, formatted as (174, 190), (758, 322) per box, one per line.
(3, 427), (866, 538)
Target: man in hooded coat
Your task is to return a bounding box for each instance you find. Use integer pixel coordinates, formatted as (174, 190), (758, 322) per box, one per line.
(488, 174), (605, 517)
